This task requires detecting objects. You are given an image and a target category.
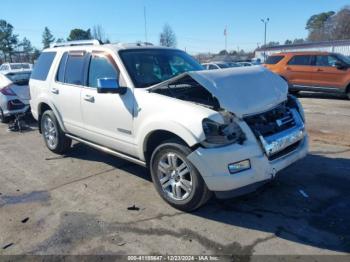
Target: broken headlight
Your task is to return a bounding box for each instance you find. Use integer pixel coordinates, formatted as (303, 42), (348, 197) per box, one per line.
(202, 114), (245, 148)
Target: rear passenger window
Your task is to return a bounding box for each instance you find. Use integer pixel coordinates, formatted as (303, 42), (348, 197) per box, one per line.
(56, 52), (68, 82)
(31, 52), (56, 80)
(287, 55), (313, 66)
(265, 56), (284, 64)
(64, 52), (86, 85)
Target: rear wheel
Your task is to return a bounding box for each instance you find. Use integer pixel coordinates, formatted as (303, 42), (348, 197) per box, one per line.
(150, 140), (212, 211)
(0, 107), (9, 123)
(41, 110), (71, 154)
(347, 89), (350, 100)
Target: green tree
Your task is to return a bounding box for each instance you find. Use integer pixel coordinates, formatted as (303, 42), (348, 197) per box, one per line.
(0, 19), (18, 62)
(67, 28), (92, 41)
(42, 27), (55, 49)
(159, 24), (177, 47)
(306, 11), (335, 41)
(284, 39), (292, 45)
(20, 37), (33, 53)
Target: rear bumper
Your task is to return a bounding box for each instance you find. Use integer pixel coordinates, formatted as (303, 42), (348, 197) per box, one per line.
(3, 105), (30, 117)
(188, 135), (308, 198)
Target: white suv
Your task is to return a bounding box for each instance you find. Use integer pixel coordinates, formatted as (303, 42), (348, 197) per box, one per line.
(30, 40), (308, 211)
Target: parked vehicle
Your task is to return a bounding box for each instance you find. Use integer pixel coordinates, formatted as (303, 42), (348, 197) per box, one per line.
(30, 40), (308, 211)
(236, 62), (253, 67)
(264, 52), (350, 98)
(0, 63), (33, 74)
(0, 71), (31, 123)
(202, 62), (230, 70)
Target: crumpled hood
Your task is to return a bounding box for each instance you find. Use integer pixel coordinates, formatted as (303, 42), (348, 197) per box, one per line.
(187, 66), (288, 117)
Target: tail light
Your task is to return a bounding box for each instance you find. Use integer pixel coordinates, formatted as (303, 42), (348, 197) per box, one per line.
(0, 85), (16, 96)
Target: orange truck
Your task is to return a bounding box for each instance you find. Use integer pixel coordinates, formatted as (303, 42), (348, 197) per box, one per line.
(264, 51), (350, 99)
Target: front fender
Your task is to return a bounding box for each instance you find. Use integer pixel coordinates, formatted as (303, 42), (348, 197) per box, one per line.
(136, 120), (205, 161)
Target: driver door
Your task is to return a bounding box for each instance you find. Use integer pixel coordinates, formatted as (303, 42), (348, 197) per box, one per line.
(80, 51), (136, 156)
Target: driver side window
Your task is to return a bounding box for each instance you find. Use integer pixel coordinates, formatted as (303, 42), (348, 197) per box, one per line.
(88, 53), (120, 88)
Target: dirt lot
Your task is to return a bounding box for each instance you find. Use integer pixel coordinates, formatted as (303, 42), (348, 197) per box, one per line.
(0, 93), (349, 258)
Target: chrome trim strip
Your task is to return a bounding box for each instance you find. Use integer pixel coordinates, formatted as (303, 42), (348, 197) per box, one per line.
(65, 134), (146, 167)
(259, 109), (305, 157)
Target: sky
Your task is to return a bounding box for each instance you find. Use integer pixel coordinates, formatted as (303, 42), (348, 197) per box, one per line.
(1, 0), (349, 54)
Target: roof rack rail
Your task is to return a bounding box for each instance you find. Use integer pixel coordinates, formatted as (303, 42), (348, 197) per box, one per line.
(50, 39), (101, 48)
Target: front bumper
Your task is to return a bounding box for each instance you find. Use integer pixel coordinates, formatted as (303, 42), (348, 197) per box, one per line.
(187, 132), (308, 198)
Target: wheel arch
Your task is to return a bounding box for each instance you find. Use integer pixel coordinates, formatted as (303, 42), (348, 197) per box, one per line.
(37, 101), (66, 133)
(142, 129), (199, 164)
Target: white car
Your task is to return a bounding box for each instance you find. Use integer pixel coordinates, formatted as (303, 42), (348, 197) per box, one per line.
(0, 63), (33, 75)
(0, 71), (31, 123)
(30, 40), (308, 211)
(202, 62), (231, 70)
(236, 62), (253, 67)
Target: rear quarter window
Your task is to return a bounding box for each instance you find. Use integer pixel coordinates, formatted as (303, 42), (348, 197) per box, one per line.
(31, 52), (56, 81)
(265, 56), (284, 64)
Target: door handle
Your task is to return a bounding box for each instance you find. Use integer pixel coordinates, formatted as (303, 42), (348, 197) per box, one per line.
(51, 88), (59, 94)
(316, 68), (323, 72)
(285, 66), (291, 71)
(83, 94), (95, 102)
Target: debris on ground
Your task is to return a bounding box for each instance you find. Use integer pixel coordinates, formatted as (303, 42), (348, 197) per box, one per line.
(127, 205), (140, 211)
(299, 189), (309, 198)
(7, 113), (29, 133)
(2, 243), (14, 250)
(21, 217), (29, 224)
(117, 242), (126, 246)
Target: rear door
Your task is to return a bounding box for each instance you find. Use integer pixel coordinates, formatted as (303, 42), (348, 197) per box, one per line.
(50, 51), (86, 136)
(313, 54), (349, 90)
(284, 55), (315, 86)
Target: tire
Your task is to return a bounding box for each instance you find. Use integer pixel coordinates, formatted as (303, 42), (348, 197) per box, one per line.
(150, 140), (212, 211)
(347, 89), (350, 100)
(0, 107), (9, 123)
(41, 110), (71, 154)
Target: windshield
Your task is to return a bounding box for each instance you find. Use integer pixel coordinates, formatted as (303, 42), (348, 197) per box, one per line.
(119, 49), (203, 88)
(6, 72), (31, 85)
(336, 53), (350, 65)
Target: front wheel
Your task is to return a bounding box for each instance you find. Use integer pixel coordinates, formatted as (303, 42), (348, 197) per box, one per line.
(41, 110), (72, 154)
(150, 140), (212, 211)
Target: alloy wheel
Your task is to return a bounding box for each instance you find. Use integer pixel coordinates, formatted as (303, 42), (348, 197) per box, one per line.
(43, 116), (58, 149)
(157, 152), (193, 201)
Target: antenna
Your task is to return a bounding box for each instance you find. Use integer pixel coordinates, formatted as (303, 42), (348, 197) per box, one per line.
(144, 6), (148, 43)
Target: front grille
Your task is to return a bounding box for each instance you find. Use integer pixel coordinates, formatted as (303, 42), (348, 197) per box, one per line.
(244, 104), (296, 137)
(268, 141), (301, 161)
(244, 103), (304, 160)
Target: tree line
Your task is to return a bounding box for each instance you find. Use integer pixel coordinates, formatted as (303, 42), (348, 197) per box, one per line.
(0, 19), (177, 64)
(261, 6), (350, 48)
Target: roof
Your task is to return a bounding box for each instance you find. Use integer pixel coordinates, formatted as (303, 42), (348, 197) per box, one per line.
(256, 39), (350, 52)
(45, 40), (176, 52)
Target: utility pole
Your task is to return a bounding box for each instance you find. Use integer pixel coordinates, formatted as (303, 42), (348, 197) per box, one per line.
(261, 18), (269, 62)
(224, 25), (227, 52)
(144, 6), (148, 43)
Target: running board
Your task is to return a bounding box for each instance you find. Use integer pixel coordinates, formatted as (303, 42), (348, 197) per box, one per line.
(65, 134), (147, 167)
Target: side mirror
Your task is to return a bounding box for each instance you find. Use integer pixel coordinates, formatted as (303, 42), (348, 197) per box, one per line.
(97, 78), (127, 95)
(335, 61), (347, 70)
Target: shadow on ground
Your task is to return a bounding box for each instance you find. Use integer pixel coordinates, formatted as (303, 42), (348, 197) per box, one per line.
(61, 142), (350, 253)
